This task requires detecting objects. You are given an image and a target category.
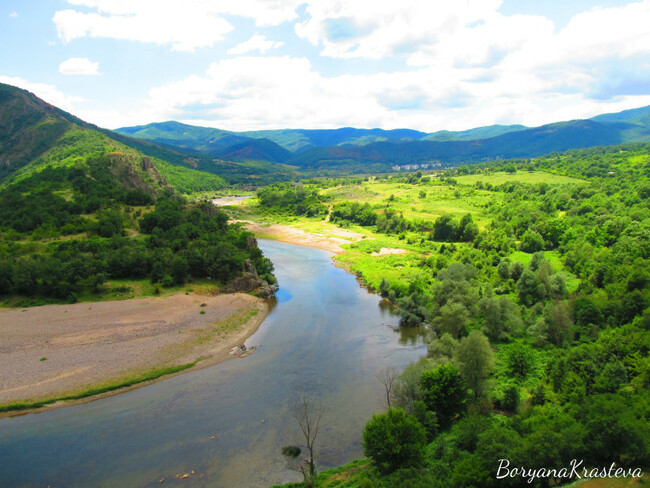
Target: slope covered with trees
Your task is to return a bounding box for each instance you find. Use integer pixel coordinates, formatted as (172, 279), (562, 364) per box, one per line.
(0, 84), (275, 306)
(267, 143), (649, 487)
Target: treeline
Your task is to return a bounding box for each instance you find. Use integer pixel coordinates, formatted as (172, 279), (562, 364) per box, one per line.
(0, 160), (155, 235)
(0, 199), (274, 300)
(256, 183), (328, 217)
(330, 200), (479, 243)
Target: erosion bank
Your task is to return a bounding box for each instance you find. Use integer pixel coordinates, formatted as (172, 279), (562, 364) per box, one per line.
(0, 292), (269, 414)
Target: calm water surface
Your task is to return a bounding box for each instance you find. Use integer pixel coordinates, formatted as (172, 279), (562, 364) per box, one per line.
(0, 240), (425, 487)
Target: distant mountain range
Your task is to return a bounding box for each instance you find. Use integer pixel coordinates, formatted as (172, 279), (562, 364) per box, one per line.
(116, 106), (650, 171)
(2, 80), (650, 184)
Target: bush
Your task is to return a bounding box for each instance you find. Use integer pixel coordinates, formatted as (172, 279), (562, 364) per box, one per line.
(362, 407), (427, 474)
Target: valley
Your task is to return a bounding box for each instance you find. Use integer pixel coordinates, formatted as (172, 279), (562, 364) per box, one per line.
(0, 82), (648, 487)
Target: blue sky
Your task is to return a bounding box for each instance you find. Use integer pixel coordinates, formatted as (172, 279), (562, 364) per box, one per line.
(1, 0), (649, 132)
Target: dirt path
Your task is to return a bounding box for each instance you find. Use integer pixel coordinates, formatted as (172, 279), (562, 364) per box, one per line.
(0, 293), (268, 411)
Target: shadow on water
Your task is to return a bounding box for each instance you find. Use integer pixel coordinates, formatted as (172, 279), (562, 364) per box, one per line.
(0, 239), (426, 488)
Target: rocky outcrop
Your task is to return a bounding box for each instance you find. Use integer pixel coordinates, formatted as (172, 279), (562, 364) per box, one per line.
(222, 259), (276, 299)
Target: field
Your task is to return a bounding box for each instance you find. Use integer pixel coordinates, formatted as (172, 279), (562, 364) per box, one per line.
(232, 170), (583, 292)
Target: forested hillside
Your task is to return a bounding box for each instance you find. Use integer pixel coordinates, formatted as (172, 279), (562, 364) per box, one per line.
(0, 84), (275, 306)
(261, 143), (649, 488)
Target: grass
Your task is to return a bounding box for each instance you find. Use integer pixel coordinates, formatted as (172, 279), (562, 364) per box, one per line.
(567, 472), (648, 487)
(0, 361), (198, 413)
(0, 278), (223, 309)
(453, 171), (589, 186)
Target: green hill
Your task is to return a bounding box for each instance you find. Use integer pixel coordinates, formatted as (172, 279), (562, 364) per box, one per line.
(0, 82), (275, 308)
(422, 124), (528, 141)
(0, 83), (227, 194)
(115, 105), (650, 172)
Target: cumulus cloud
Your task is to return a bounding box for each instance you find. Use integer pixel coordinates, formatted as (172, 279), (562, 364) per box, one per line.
(295, 0), (503, 59)
(228, 35), (284, 55)
(59, 57), (101, 75)
(106, 55), (648, 132)
(42, 0), (650, 131)
(53, 0), (302, 51)
(0, 76), (84, 112)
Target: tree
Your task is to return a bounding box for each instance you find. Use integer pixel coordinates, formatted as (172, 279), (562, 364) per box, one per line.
(502, 342), (536, 379)
(453, 330), (495, 398)
(421, 363), (467, 429)
(433, 215), (459, 242)
(520, 229), (545, 253)
(392, 357), (436, 412)
(377, 366), (398, 408)
(362, 407), (427, 474)
(517, 268), (546, 305)
(435, 301), (470, 338)
(284, 396), (323, 487)
(509, 261), (524, 281)
(379, 278), (390, 297)
(497, 259), (511, 280)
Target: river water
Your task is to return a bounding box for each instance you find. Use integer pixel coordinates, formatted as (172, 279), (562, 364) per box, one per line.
(0, 240), (425, 488)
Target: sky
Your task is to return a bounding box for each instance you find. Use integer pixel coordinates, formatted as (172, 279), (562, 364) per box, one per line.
(1, 0), (649, 132)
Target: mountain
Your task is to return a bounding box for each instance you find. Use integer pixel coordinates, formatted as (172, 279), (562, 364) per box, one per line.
(589, 105), (650, 142)
(0, 83), (230, 194)
(0, 83), (277, 309)
(118, 120), (251, 154)
(0, 83), (297, 188)
(286, 119), (627, 171)
(241, 127), (429, 152)
(115, 104), (650, 171)
(115, 123), (429, 153)
(218, 138), (293, 163)
(422, 124), (528, 142)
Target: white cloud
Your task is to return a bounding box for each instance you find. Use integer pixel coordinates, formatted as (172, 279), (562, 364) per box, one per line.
(97, 55), (648, 132)
(53, 0), (302, 51)
(295, 0), (503, 59)
(228, 35), (284, 55)
(59, 57), (101, 75)
(9, 11), (18, 18)
(37, 0), (650, 131)
(0, 76), (84, 112)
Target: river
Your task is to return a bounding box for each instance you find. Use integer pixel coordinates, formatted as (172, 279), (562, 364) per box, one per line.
(0, 240), (425, 487)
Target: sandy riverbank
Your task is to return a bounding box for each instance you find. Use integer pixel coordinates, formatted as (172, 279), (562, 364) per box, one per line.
(237, 220), (365, 254)
(0, 293), (268, 413)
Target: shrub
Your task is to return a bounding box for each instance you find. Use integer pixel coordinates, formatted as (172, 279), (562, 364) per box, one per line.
(362, 407), (427, 474)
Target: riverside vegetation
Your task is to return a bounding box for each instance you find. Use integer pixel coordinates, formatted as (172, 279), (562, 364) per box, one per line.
(231, 144), (650, 488)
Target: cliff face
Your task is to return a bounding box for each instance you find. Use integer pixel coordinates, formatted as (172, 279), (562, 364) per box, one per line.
(222, 259), (276, 299)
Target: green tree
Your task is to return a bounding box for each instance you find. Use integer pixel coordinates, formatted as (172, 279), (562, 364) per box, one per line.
(433, 215), (459, 242)
(520, 229), (545, 253)
(362, 407), (427, 474)
(421, 363), (467, 429)
(516, 268), (546, 305)
(435, 301), (471, 338)
(453, 330), (495, 398)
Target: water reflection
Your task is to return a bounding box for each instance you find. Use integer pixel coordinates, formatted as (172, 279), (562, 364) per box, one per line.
(0, 240), (426, 488)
